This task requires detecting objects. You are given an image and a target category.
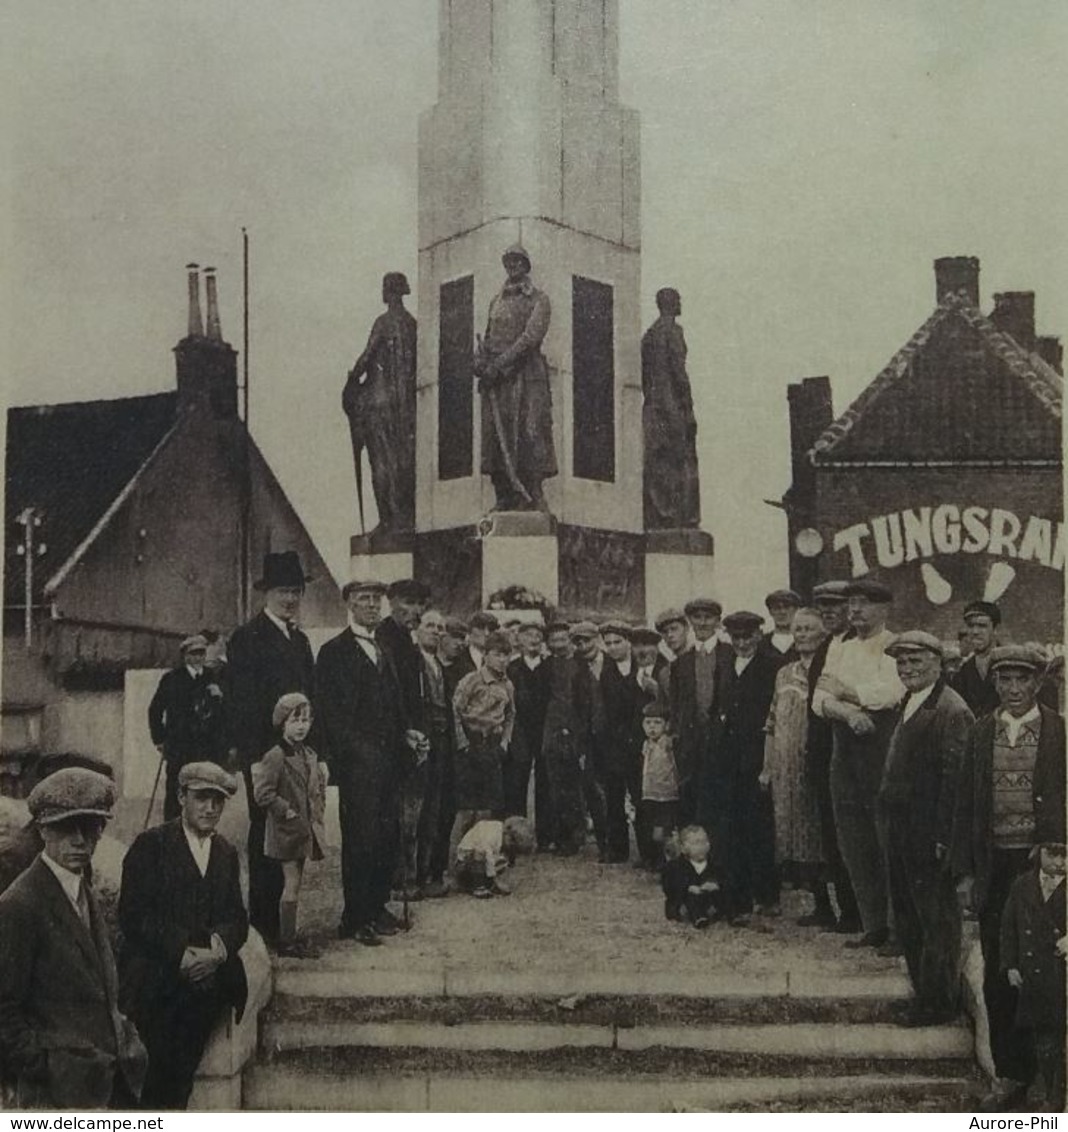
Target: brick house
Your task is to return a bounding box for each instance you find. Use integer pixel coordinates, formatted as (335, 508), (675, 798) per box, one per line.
(783, 256), (1063, 644)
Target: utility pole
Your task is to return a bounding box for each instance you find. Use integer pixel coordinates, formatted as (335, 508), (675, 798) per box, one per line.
(15, 507), (45, 647)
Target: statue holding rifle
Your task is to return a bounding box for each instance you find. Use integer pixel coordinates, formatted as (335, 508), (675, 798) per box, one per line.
(343, 272), (417, 534)
(475, 245), (558, 512)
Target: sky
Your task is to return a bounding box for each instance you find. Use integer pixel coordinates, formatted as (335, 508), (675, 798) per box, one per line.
(4, 0), (1066, 613)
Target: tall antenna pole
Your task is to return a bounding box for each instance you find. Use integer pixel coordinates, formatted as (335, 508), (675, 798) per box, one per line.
(240, 227), (252, 620)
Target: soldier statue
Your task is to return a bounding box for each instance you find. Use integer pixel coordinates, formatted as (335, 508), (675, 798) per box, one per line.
(344, 272), (417, 534)
(641, 287), (701, 529)
(475, 245), (558, 512)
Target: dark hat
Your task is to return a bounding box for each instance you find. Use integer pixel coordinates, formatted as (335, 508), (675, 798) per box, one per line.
(723, 611), (765, 634)
(642, 701), (667, 719)
(631, 627), (662, 647)
(844, 579), (893, 603)
(386, 578), (431, 604)
(989, 644), (1047, 675)
(470, 611), (501, 632)
(27, 767), (115, 826)
(545, 620), (572, 636)
(254, 551), (312, 592)
(885, 630), (944, 658)
(179, 634), (209, 655)
(178, 761), (238, 797)
(484, 630), (514, 655)
(963, 600), (1001, 627)
(272, 691), (311, 729)
(812, 580), (851, 604)
(516, 620), (546, 638)
(444, 617), (469, 639)
(342, 578), (386, 601)
(502, 243), (532, 271)
(29, 752), (115, 791)
(654, 607), (688, 632)
(382, 271), (410, 297)
(765, 588), (802, 609)
(684, 597), (722, 618)
(655, 287), (681, 310)
(569, 620), (600, 640)
(599, 620), (633, 641)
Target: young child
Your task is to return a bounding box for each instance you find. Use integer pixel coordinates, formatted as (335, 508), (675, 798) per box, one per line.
(454, 815), (536, 898)
(639, 702), (678, 869)
(662, 824), (722, 928)
(450, 630), (516, 869)
(1000, 840), (1066, 1111)
(252, 692), (327, 958)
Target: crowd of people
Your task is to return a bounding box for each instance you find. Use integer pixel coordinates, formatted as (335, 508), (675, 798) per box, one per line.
(1, 548), (1065, 1111)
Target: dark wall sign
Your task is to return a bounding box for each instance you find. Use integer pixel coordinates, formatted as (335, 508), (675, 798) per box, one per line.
(571, 276), (615, 483)
(438, 275), (474, 481)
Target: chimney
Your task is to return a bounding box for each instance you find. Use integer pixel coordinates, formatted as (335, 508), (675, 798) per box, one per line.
(990, 291), (1036, 351)
(186, 263), (204, 337)
(934, 256), (980, 306)
(1036, 335), (1064, 375)
(787, 376), (834, 479)
(204, 266), (223, 341)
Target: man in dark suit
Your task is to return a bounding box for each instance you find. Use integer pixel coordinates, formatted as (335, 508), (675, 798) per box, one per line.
(440, 617), (475, 699)
(119, 762), (248, 1110)
(0, 768), (147, 1109)
(316, 579), (416, 945)
(951, 600), (1001, 718)
(760, 588), (802, 663)
(701, 611), (781, 923)
(631, 627), (670, 709)
(878, 632), (974, 1026)
(227, 551), (316, 944)
(951, 645), (1067, 1109)
(148, 634), (228, 821)
(598, 621), (646, 863)
(504, 621), (551, 825)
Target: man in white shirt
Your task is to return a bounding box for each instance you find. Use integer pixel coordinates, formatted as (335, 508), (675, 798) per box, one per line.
(814, 579), (904, 949)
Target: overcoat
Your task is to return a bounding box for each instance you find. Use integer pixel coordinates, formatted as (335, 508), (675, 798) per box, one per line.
(999, 868), (1066, 1031)
(252, 742), (328, 861)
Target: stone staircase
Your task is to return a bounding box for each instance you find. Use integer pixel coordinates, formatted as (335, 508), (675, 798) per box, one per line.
(244, 956), (980, 1112)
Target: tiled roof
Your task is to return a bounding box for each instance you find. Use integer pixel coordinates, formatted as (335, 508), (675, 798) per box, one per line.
(5, 392), (179, 605)
(810, 293), (1063, 464)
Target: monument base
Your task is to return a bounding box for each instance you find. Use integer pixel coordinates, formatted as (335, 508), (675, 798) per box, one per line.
(480, 511), (559, 608)
(645, 529), (715, 617)
(349, 531), (415, 586)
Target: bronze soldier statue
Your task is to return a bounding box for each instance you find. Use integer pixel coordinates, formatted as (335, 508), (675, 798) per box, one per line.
(475, 245), (558, 512)
(641, 287), (700, 529)
(344, 272), (417, 534)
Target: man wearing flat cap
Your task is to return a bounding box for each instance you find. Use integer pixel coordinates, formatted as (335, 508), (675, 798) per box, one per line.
(812, 579), (904, 949)
(598, 621), (646, 862)
(878, 632), (974, 1025)
(951, 645), (1066, 1106)
(475, 245), (557, 511)
(119, 762), (247, 1110)
(148, 634), (228, 822)
(570, 621), (610, 858)
(228, 551), (316, 944)
(760, 589), (802, 662)
(951, 601), (1002, 718)
(344, 271), (417, 533)
(0, 768), (148, 1108)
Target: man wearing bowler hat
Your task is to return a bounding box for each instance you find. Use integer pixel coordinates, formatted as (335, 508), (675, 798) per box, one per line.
(812, 579), (904, 949)
(878, 632), (974, 1025)
(951, 645), (1066, 1108)
(228, 551), (316, 944)
(148, 633), (228, 822)
(0, 768), (148, 1109)
(119, 762), (247, 1110)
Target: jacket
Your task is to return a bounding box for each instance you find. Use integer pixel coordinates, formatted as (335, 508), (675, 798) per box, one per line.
(252, 741), (328, 861)
(999, 868), (1066, 1030)
(668, 643), (731, 787)
(147, 665), (227, 763)
(599, 659), (645, 775)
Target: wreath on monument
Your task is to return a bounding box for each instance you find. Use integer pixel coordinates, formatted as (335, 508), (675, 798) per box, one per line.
(487, 585), (553, 620)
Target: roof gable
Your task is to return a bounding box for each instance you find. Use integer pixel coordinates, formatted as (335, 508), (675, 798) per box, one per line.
(811, 294), (1063, 465)
(5, 392), (179, 605)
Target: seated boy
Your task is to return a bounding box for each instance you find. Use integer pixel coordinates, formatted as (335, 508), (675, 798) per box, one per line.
(455, 815), (536, 898)
(662, 824), (722, 928)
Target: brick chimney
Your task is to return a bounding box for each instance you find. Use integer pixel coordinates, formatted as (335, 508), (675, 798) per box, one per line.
(934, 256), (980, 306)
(990, 291), (1036, 351)
(174, 264), (238, 418)
(1036, 335), (1064, 375)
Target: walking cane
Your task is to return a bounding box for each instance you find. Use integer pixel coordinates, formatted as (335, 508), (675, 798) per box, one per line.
(143, 752), (165, 831)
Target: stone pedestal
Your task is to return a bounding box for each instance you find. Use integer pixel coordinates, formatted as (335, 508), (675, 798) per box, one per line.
(480, 511), (559, 607)
(349, 531), (415, 586)
(645, 529), (715, 617)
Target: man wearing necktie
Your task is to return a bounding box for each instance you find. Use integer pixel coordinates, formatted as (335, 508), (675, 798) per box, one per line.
(0, 768), (147, 1109)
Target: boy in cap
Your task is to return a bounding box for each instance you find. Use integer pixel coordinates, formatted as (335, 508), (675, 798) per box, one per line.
(0, 768), (148, 1109)
(639, 701), (679, 869)
(119, 762), (247, 1109)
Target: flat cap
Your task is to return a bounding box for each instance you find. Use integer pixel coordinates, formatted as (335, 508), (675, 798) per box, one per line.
(569, 620), (600, 640)
(516, 620), (546, 638)
(885, 630), (944, 658)
(683, 597), (722, 617)
(180, 634), (209, 654)
(386, 578), (431, 603)
(178, 761), (238, 797)
(812, 580), (851, 604)
(963, 600), (1001, 626)
(642, 701), (668, 719)
(723, 611), (765, 633)
(272, 691), (311, 729)
(654, 607), (688, 631)
(484, 630), (514, 654)
(764, 589), (802, 608)
(28, 767), (115, 825)
(844, 579), (893, 603)
(342, 578), (386, 600)
(444, 617), (469, 639)
(631, 627), (662, 647)
(599, 620), (633, 641)
(470, 611), (501, 632)
(544, 620), (572, 636)
(989, 645), (1048, 674)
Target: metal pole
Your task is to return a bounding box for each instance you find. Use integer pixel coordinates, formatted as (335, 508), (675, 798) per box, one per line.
(240, 227), (252, 621)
